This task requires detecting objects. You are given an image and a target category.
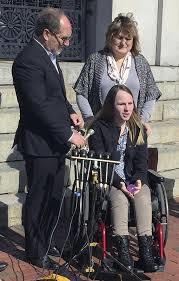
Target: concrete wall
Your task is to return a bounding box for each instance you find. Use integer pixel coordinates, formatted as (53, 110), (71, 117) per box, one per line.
(160, 0), (179, 66)
(112, 0), (179, 67)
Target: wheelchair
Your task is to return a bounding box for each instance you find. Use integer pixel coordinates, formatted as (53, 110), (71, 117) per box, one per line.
(126, 169), (168, 271)
(67, 148), (169, 276)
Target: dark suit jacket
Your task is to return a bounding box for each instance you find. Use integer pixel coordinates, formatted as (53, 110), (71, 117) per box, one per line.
(89, 120), (149, 187)
(12, 39), (75, 156)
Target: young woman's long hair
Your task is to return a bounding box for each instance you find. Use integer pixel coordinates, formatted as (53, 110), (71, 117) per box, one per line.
(93, 84), (144, 145)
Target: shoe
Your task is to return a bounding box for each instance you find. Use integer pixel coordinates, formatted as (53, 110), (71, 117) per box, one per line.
(27, 255), (59, 270)
(48, 246), (60, 257)
(0, 261), (8, 272)
(115, 235), (134, 271)
(136, 235), (159, 272)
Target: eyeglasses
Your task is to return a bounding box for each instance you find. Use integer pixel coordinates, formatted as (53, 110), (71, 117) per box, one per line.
(52, 32), (71, 44)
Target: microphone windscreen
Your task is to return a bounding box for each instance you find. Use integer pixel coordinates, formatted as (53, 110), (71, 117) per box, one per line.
(85, 129), (95, 140)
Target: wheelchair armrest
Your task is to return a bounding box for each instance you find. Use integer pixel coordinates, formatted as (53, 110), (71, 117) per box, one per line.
(148, 169), (165, 184)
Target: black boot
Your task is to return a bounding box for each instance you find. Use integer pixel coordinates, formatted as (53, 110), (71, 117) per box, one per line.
(136, 235), (158, 272)
(115, 235), (134, 271)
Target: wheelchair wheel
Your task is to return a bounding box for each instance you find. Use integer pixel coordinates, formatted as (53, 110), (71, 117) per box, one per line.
(155, 182), (169, 247)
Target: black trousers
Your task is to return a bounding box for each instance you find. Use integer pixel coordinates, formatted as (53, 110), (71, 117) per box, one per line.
(24, 155), (65, 259)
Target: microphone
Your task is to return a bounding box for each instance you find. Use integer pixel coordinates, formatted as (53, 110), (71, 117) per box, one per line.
(84, 128), (95, 140)
(67, 128), (95, 156)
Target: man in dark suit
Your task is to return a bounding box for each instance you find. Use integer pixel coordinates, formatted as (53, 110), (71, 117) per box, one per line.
(12, 7), (85, 270)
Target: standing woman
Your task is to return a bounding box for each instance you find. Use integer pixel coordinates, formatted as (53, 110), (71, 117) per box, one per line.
(89, 84), (158, 272)
(74, 13), (161, 135)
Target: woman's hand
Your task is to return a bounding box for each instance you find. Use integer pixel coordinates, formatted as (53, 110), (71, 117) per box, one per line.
(120, 180), (142, 197)
(133, 179), (142, 195)
(120, 182), (134, 198)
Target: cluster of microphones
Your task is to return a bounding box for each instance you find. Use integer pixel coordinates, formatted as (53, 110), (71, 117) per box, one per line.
(66, 128), (120, 192)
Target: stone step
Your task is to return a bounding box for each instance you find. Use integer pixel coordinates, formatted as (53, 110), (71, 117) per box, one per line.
(0, 134), (22, 162)
(0, 84), (76, 108)
(1, 132), (178, 171)
(0, 188), (73, 228)
(0, 61), (13, 85)
(0, 193), (26, 227)
(1, 82), (179, 110)
(157, 81), (179, 101)
(0, 174), (178, 228)
(0, 61), (179, 88)
(0, 85), (18, 108)
(0, 61), (83, 86)
(1, 89), (179, 130)
(1, 143), (178, 193)
(149, 143), (179, 172)
(151, 65), (179, 82)
(0, 157), (73, 194)
(0, 108), (19, 133)
(159, 169), (179, 198)
(160, 168), (179, 179)
(0, 60), (179, 86)
(148, 119), (179, 145)
(0, 161), (178, 228)
(151, 100), (179, 121)
(0, 162), (26, 194)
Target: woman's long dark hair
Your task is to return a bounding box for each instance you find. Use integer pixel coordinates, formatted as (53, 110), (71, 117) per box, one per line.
(93, 84), (144, 144)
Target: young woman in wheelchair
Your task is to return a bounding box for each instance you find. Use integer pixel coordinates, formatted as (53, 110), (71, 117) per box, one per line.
(88, 84), (158, 272)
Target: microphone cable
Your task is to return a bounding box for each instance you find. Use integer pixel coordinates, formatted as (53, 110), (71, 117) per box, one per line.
(57, 190), (79, 265)
(37, 159), (73, 276)
(53, 191), (79, 281)
(35, 168), (71, 281)
(35, 158), (78, 281)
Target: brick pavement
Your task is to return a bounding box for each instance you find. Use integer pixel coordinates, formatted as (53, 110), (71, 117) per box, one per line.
(0, 198), (178, 281)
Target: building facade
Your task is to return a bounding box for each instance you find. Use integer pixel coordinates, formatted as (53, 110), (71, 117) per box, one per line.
(0, 0), (178, 66)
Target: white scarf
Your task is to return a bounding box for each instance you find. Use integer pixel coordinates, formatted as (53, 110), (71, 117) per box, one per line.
(107, 52), (132, 84)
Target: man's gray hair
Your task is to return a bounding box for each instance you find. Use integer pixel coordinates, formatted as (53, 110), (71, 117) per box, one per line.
(35, 7), (65, 36)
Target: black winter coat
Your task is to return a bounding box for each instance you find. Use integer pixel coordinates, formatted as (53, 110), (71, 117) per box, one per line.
(89, 120), (148, 187)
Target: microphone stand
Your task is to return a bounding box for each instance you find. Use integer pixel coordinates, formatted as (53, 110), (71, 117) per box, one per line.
(65, 151), (149, 280)
(70, 148), (80, 218)
(78, 149), (88, 239)
(83, 150), (95, 224)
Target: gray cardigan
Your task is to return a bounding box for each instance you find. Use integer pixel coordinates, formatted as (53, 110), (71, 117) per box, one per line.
(74, 50), (161, 118)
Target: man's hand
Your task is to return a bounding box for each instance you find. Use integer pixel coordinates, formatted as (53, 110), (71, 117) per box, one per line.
(70, 113), (84, 128)
(69, 130), (86, 148)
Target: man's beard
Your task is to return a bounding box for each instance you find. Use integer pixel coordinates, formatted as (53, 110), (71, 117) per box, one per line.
(55, 48), (63, 56)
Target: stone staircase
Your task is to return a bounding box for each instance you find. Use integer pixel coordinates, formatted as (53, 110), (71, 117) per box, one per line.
(0, 61), (179, 227)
